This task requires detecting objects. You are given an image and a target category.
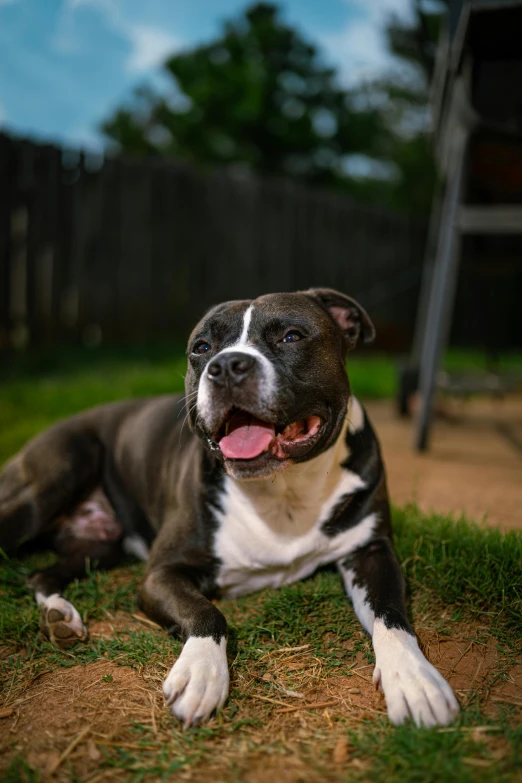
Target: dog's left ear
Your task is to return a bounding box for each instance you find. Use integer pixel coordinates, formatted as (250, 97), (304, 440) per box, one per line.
(304, 288), (376, 349)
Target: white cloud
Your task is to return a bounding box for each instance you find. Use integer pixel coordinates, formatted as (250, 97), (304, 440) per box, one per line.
(55, 0), (181, 73)
(320, 0), (414, 86)
(126, 25), (179, 73)
(53, 0), (117, 54)
(352, 0), (413, 17)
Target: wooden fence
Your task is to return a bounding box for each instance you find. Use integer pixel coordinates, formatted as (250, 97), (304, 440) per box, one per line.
(0, 134), (427, 349)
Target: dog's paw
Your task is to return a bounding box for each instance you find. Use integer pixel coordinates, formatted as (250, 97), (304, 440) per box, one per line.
(163, 636), (229, 728)
(37, 593), (88, 649)
(373, 620), (459, 728)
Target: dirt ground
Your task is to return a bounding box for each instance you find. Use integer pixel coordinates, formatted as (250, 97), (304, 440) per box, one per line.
(1, 397), (521, 781)
(368, 397), (522, 531)
(0, 613), (520, 782)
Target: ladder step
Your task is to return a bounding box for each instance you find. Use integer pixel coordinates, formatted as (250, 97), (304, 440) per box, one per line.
(458, 205), (522, 233)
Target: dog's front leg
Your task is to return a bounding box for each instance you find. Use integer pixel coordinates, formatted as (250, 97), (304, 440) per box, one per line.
(338, 536), (459, 727)
(140, 564), (229, 728)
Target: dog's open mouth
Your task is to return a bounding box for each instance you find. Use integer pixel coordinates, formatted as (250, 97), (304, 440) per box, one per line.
(216, 410), (323, 460)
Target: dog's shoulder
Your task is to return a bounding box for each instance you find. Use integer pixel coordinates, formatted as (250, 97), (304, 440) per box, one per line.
(321, 396), (388, 537)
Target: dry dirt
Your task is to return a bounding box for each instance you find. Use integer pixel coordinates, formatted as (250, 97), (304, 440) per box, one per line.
(0, 614), (520, 782)
(367, 398), (522, 531)
(1, 399), (521, 780)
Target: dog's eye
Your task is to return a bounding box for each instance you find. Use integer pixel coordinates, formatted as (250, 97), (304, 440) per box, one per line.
(282, 330), (303, 344)
(193, 341), (211, 355)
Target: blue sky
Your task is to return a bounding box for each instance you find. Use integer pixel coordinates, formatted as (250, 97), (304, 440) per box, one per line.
(0, 0), (412, 150)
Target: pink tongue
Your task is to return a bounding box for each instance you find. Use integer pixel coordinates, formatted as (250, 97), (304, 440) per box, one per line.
(219, 412), (275, 460)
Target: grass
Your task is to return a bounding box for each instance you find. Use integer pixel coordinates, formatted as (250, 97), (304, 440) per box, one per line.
(0, 344), (401, 465)
(0, 346), (521, 781)
(0, 511), (521, 782)
(2, 343), (521, 466)
(393, 507), (522, 643)
(0, 344), (396, 466)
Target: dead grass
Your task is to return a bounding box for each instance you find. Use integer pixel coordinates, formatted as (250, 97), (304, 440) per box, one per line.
(1, 508), (521, 782)
(0, 598), (520, 783)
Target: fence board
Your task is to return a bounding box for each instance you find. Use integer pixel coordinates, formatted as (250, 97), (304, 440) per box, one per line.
(0, 135), (14, 346)
(0, 133), (428, 349)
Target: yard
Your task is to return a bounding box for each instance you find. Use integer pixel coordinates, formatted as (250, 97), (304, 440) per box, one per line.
(0, 348), (521, 782)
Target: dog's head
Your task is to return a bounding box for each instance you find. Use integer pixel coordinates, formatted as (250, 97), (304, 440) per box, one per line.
(185, 288), (375, 479)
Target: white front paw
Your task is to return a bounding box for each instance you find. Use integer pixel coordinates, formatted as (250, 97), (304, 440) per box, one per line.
(373, 621), (459, 728)
(163, 636), (229, 728)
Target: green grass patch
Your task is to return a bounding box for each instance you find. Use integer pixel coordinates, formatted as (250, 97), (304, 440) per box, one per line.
(2, 343), (522, 466)
(1, 509), (521, 782)
(1, 347), (521, 780)
(444, 350), (522, 374)
(0, 345), (400, 465)
(393, 506), (522, 642)
(349, 711), (521, 783)
(4, 343), (521, 466)
(0, 345), (397, 466)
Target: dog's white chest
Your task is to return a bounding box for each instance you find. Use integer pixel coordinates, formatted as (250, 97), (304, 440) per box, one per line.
(212, 451), (376, 598)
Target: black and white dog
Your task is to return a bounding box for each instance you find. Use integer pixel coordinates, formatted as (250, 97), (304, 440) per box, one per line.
(0, 288), (459, 728)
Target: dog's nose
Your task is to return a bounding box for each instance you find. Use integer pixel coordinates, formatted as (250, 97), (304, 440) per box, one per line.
(207, 352), (255, 385)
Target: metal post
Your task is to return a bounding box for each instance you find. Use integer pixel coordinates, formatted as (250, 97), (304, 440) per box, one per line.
(415, 141), (466, 451)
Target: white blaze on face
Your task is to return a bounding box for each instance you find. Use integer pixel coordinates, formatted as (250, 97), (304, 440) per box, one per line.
(238, 304), (253, 344)
(197, 303), (277, 428)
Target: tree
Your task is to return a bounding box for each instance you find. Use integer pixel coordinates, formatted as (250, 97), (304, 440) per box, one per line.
(358, 0), (448, 213)
(102, 3), (388, 188)
(387, 0), (446, 84)
(102, 1), (449, 212)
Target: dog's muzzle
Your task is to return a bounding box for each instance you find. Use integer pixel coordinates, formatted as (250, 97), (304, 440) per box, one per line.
(206, 352), (256, 387)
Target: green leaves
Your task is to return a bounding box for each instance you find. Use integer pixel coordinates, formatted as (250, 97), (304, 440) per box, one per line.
(101, 3), (388, 191)
(100, 2), (452, 212)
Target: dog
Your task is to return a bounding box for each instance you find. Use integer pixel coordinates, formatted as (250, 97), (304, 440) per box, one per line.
(0, 288), (459, 728)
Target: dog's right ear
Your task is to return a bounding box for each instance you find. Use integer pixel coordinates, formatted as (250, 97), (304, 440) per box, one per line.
(304, 288), (376, 350)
